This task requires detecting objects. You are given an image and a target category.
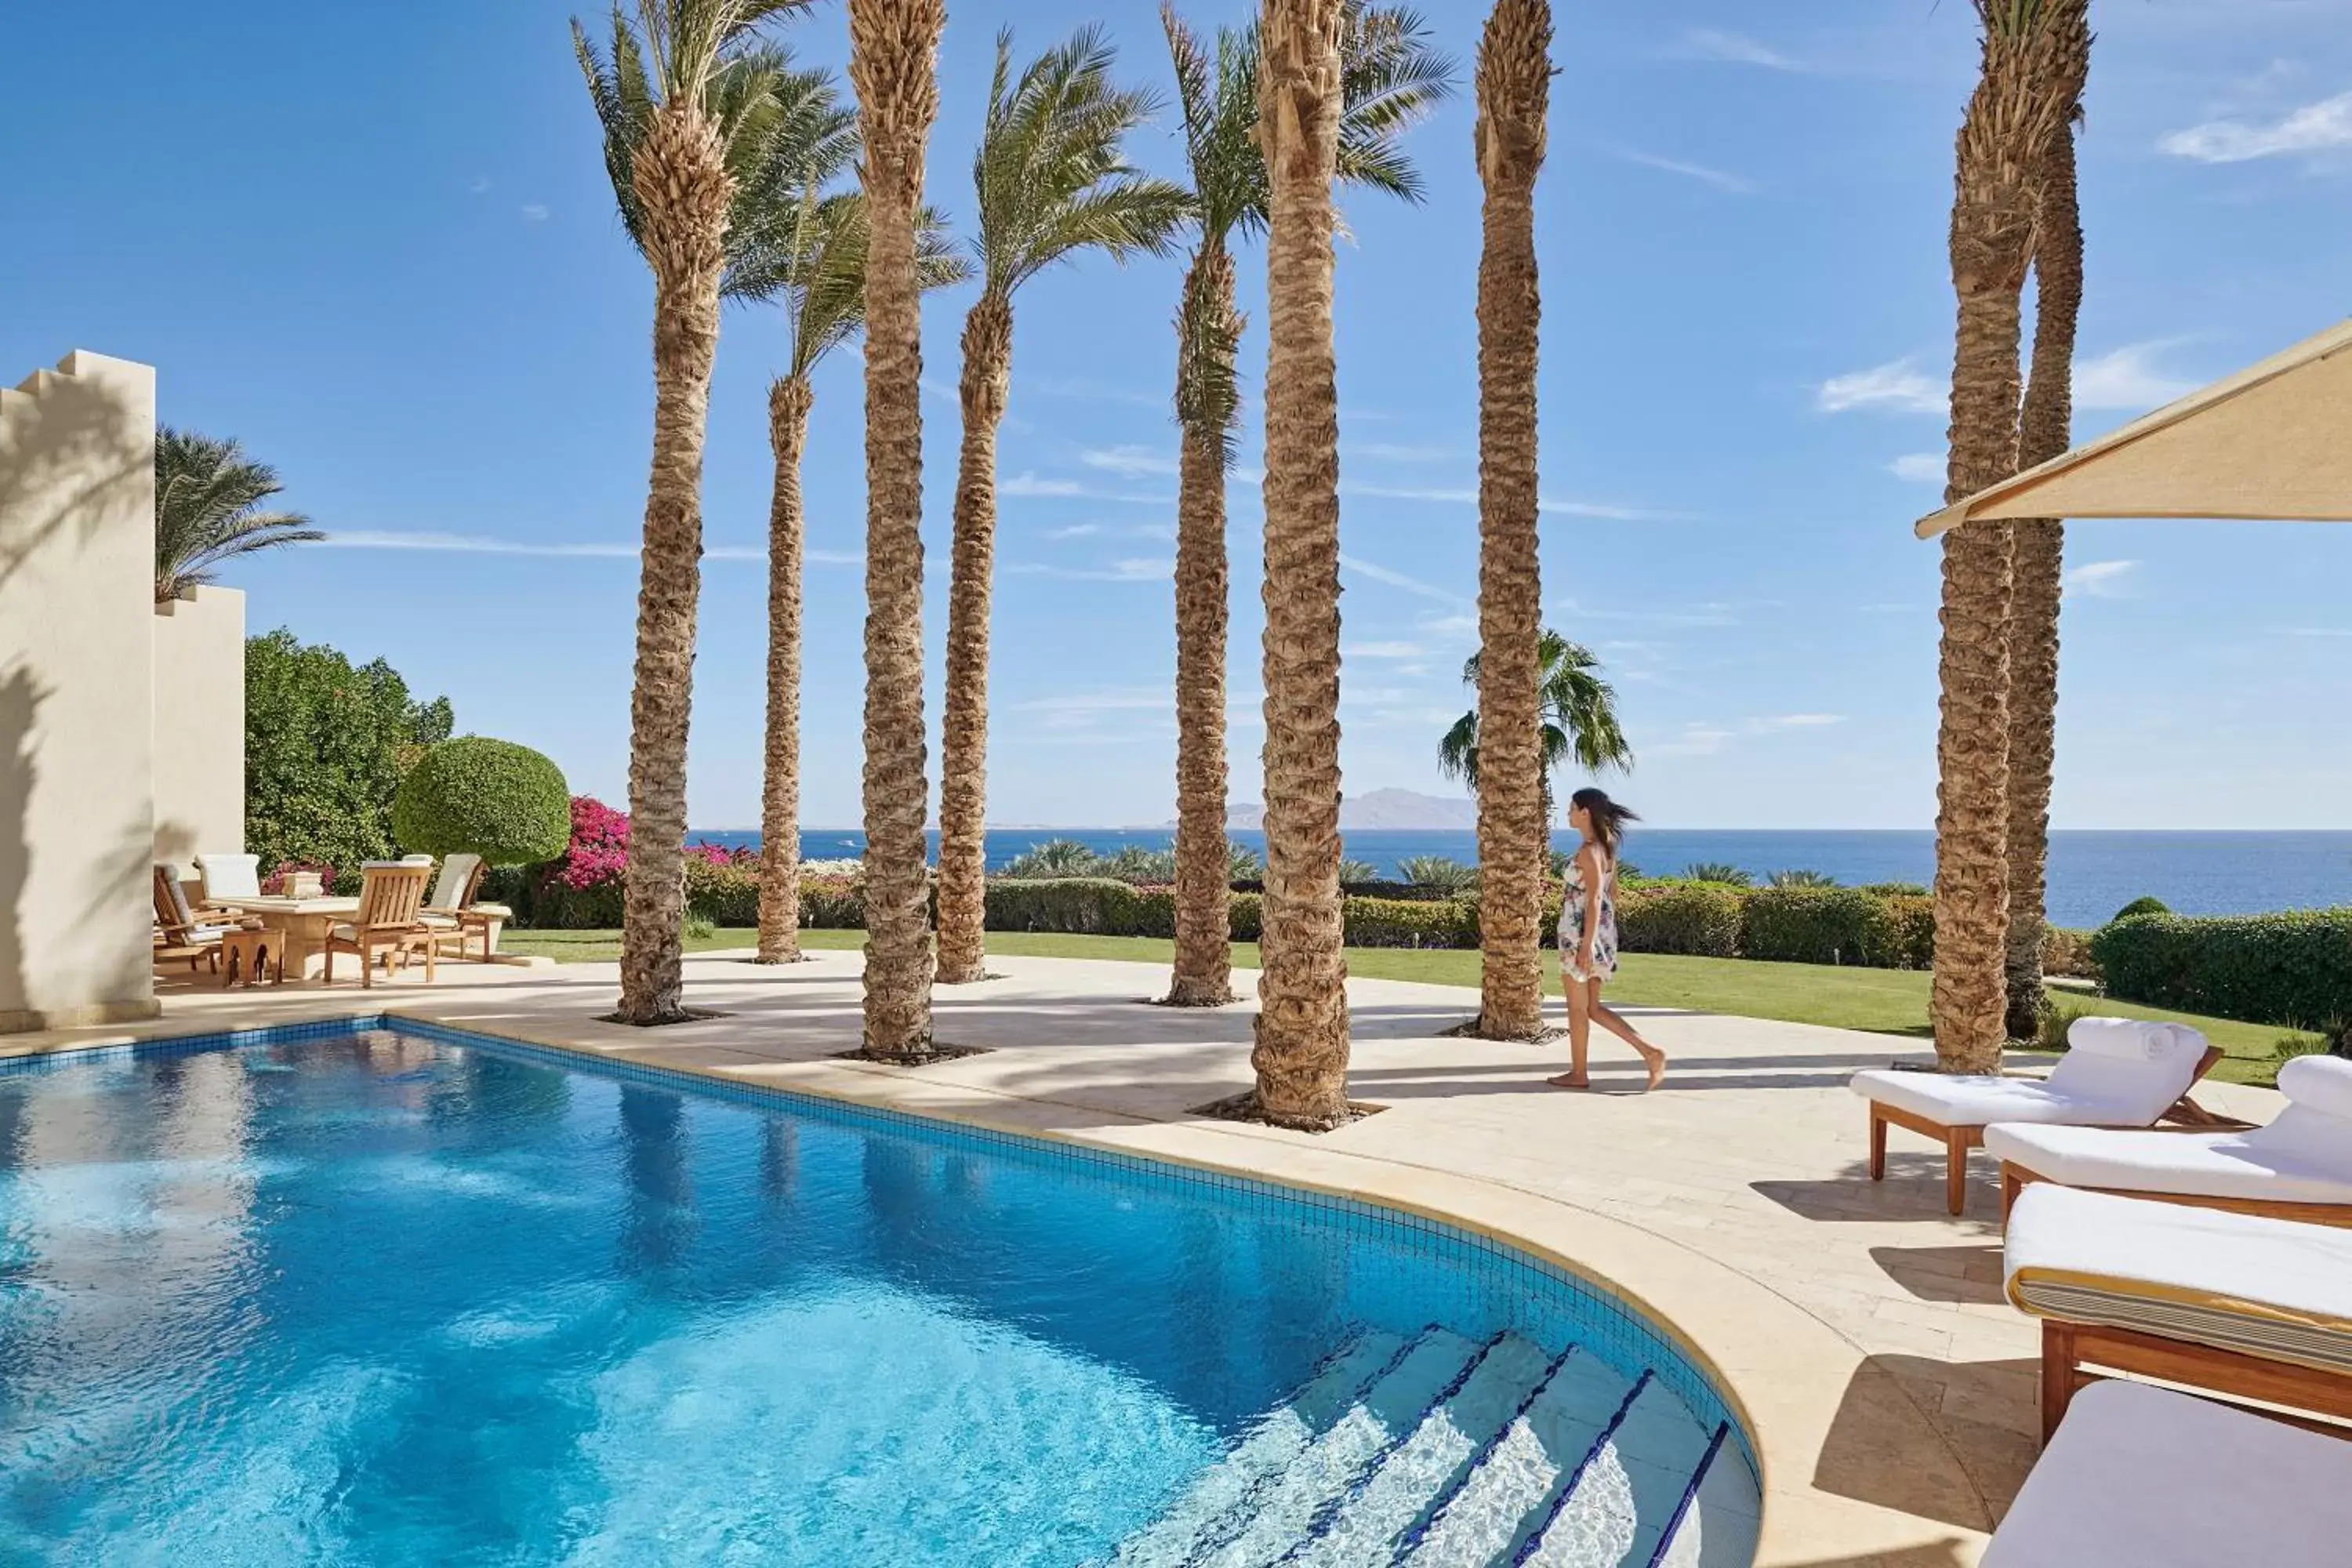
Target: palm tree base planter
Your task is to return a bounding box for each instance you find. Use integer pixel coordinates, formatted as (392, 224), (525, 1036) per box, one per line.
(833, 1043), (991, 1066)
(599, 1007), (729, 1028)
(1155, 982), (1240, 1008)
(1190, 1091), (1385, 1134)
(1439, 1015), (1564, 1044)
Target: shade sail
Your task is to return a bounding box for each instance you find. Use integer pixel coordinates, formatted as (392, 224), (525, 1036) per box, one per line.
(1915, 317), (2352, 539)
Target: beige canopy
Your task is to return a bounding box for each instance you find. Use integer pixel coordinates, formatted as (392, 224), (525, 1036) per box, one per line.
(1915, 317), (2352, 539)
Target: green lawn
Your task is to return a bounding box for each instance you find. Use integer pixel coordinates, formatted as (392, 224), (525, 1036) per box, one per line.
(499, 927), (2307, 1086)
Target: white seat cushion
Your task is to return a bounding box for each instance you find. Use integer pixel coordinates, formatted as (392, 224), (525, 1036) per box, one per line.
(418, 912), (461, 930)
(194, 851), (262, 902)
(1849, 1067), (2151, 1128)
(1986, 1112), (2352, 1207)
(2005, 1186), (2352, 1374)
(426, 852), (483, 914)
(1984, 1379), (2352, 1567)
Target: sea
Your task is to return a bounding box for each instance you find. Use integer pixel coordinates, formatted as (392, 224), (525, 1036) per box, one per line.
(688, 827), (2352, 931)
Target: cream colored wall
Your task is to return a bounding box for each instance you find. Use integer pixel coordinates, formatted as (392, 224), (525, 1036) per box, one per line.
(152, 586), (245, 866)
(0, 351), (160, 1031)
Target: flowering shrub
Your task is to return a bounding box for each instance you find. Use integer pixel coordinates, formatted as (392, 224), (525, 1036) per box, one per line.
(263, 860), (335, 896)
(550, 797), (630, 891)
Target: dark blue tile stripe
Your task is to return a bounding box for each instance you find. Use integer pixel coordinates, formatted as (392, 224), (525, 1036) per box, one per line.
(0, 1009), (1759, 1488)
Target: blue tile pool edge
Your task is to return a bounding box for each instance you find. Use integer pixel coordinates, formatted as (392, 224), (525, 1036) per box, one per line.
(0, 1007), (1765, 1501)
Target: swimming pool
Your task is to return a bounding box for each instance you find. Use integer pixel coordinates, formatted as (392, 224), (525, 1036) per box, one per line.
(0, 1017), (1759, 1566)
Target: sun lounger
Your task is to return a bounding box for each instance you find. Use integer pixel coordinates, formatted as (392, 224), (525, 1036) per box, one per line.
(1849, 1017), (2223, 1214)
(1981, 1378), (2352, 1567)
(152, 863), (233, 975)
(1990, 1053), (2352, 1225)
(2004, 1183), (2352, 1436)
(417, 852), (495, 960)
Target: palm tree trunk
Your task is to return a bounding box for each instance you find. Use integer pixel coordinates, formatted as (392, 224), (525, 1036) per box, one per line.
(850, 0), (946, 1059)
(1931, 18), (2076, 1072)
(936, 291), (1014, 985)
(2005, 81), (2088, 1041)
(1469, 0), (1552, 1042)
(1166, 241), (1242, 1007)
(1252, 0), (1351, 1131)
(615, 99), (733, 1025)
(756, 374), (813, 964)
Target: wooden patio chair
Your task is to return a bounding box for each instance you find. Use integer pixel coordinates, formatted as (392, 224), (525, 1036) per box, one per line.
(152, 863), (231, 975)
(417, 853), (495, 961)
(321, 862), (435, 989)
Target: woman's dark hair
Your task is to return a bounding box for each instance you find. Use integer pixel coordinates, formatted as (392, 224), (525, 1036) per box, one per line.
(1570, 788), (1639, 859)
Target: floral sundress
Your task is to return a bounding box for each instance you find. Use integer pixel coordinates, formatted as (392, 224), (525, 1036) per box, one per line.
(1559, 851), (1620, 983)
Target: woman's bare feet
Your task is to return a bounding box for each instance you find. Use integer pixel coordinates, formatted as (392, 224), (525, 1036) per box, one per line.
(1546, 1072), (1589, 1091)
(1637, 1044), (1667, 1092)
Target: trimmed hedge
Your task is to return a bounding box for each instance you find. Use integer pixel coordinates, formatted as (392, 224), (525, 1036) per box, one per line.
(392, 737), (571, 866)
(1616, 884), (1744, 957)
(2092, 909), (2352, 1028)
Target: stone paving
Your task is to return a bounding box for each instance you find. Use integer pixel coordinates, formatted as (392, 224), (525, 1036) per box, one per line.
(8, 949), (2287, 1567)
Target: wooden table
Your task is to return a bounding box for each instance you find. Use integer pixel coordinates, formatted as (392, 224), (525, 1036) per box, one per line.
(230, 896), (360, 980)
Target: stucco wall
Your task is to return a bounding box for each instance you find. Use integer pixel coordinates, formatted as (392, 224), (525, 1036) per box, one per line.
(0, 351), (160, 1030)
(153, 586), (245, 866)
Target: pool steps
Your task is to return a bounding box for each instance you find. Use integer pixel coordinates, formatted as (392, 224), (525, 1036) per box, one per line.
(1108, 1330), (1744, 1568)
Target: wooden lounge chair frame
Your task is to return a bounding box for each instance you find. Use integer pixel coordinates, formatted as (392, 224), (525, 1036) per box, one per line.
(2002, 1159), (2352, 1229)
(152, 865), (227, 975)
(322, 863), (436, 989)
(1867, 1044), (2229, 1216)
(421, 858), (496, 962)
(2041, 1318), (2352, 1441)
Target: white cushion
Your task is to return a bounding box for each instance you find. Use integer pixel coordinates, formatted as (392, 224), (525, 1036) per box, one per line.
(2040, 1019), (2211, 1124)
(1850, 1067), (2153, 1128)
(2278, 1054), (2352, 1122)
(1985, 1116), (2352, 1206)
(1984, 1379), (2352, 1567)
(2005, 1185), (2352, 1329)
(194, 852), (261, 901)
(426, 851), (482, 913)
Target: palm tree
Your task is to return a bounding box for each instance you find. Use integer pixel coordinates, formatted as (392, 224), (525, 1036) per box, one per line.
(1158, 2), (1451, 1007)
(1438, 631), (1632, 811)
(152, 429), (323, 601)
(2004, 13), (2092, 1040)
(1252, 0), (1351, 1131)
(1931, 0), (2085, 1071)
(574, 0), (808, 1025)
(724, 84), (969, 966)
(933, 27), (1191, 986)
(1467, 0), (1552, 1040)
(848, 0), (947, 1061)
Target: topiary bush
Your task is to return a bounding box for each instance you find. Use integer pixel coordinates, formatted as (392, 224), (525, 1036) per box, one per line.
(1616, 883), (1744, 957)
(392, 737), (571, 866)
(2091, 909), (2352, 1028)
(2113, 895), (2170, 922)
(1741, 886), (1901, 967)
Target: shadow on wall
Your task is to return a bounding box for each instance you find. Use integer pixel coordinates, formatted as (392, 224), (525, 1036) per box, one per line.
(0, 364), (147, 597)
(0, 667), (36, 1025)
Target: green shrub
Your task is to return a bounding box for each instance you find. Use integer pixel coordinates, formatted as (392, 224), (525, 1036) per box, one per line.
(2092, 909), (2352, 1028)
(1860, 881), (1929, 898)
(1741, 886), (1900, 967)
(391, 737), (571, 866)
(1885, 895), (1937, 970)
(1616, 883), (1744, 957)
(985, 878), (1175, 937)
(1766, 869), (1838, 889)
(2113, 895), (2170, 922)
(799, 875), (866, 930)
(683, 857), (760, 925)
(2042, 926), (2099, 981)
(1342, 896), (1477, 949)
(682, 911), (717, 942)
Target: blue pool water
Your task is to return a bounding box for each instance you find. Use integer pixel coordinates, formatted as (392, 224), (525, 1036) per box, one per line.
(0, 1022), (1758, 1566)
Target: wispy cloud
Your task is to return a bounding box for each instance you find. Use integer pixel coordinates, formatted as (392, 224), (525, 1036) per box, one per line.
(1818, 358), (1943, 415)
(1650, 713), (1842, 758)
(1001, 472), (1085, 498)
(1045, 523), (1102, 539)
(2274, 626), (2352, 638)
(1006, 557), (1171, 583)
(520, 203), (550, 222)
(1339, 481), (1678, 521)
(1341, 641), (1429, 659)
(2073, 342), (2199, 411)
(319, 530), (858, 564)
(1080, 445), (1179, 478)
(1888, 452), (1944, 483)
(1758, 713), (1845, 730)
(468, 176), (492, 196)
(1614, 150), (1759, 195)
(2160, 89), (2352, 164)
(2064, 559), (2137, 599)
(1339, 554), (1468, 605)
(1345, 441), (1454, 463)
(1671, 27), (1805, 72)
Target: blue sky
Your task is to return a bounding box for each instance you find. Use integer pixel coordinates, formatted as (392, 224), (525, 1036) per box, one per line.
(7, 1), (2350, 829)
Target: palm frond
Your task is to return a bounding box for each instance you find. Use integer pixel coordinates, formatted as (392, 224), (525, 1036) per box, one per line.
(1336, 3), (1456, 203)
(153, 426), (323, 601)
(1437, 630), (1632, 788)
(971, 25), (1189, 297)
(785, 198), (971, 374)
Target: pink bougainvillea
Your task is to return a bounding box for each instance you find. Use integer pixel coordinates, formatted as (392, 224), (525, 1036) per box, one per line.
(547, 795), (630, 891)
(686, 840), (755, 869)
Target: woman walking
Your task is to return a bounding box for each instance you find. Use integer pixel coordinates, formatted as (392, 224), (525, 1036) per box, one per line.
(1550, 787), (1668, 1092)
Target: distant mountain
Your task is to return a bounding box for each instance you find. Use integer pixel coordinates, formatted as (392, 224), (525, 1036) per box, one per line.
(1221, 788), (1475, 832)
